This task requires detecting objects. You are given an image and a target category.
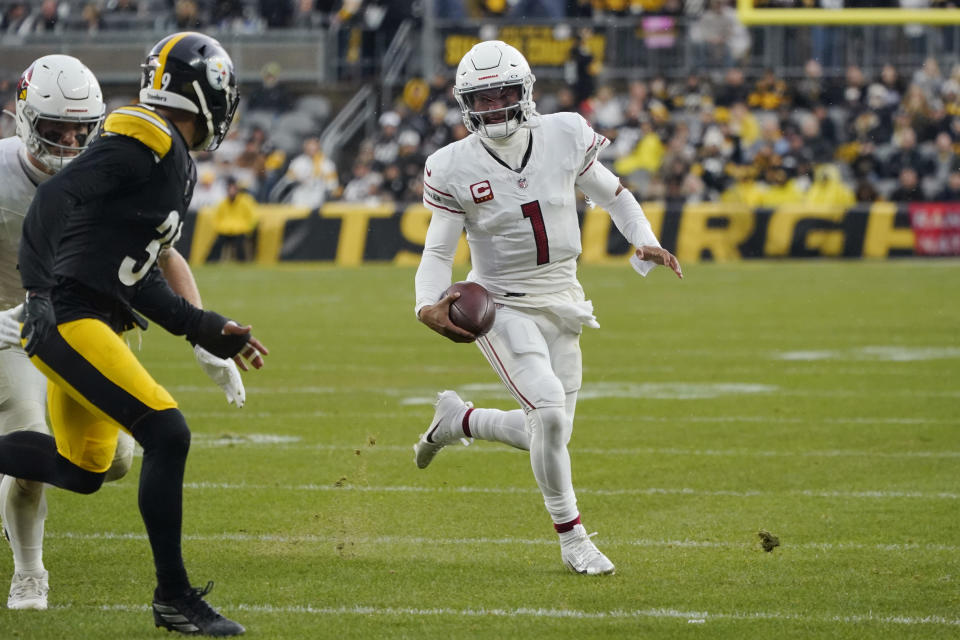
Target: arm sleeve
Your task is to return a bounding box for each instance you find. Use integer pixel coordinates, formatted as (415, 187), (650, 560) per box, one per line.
(19, 136), (155, 291)
(572, 115), (659, 251)
(133, 269), (248, 358)
(579, 161), (660, 249)
(414, 212), (465, 317)
(577, 160), (661, 276)
(130, 267), (205, 337)
(416, 153), (467, 316)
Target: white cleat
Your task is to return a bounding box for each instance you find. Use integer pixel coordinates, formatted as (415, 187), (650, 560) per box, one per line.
(413, 390), (472, 469)
(8, 570), (49, 610)
(560, 525), (616, 576)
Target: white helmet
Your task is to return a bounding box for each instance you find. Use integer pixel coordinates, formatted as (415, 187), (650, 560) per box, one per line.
(15, 55), (105, 172)
(454, 40), (537, 139)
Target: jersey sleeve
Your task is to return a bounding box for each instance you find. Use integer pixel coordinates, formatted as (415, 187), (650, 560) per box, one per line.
(19, 129), (157, 291)
(422, 151), (465, 218)
(414, 212), (464, 316)
(575, 113), (610, 178)
(417, 150), (466, 314)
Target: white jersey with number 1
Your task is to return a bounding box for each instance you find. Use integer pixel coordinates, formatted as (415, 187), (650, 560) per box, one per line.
(422, 112), (607, 297)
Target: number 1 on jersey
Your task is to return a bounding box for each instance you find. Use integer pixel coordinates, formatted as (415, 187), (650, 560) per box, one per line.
(521, 200), (549, 265)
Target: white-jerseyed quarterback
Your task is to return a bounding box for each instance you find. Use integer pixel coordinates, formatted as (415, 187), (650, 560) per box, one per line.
(0, 55), (245, 611)
(414, 40), (683, 576)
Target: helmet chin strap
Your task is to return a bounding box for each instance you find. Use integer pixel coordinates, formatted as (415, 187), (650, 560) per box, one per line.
(18, 144), (57, 179)
(191, 80), (215, 150)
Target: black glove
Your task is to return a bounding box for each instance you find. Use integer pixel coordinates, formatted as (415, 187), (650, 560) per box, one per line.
(186, 309), (250, 360)
(21, 291), (55, 357)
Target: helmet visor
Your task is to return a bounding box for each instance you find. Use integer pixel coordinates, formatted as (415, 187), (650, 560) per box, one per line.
(461, 84), (523, 127)
(31, 114), (103, 169)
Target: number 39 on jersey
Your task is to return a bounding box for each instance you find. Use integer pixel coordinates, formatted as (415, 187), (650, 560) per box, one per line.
(118, 210), (181, 286)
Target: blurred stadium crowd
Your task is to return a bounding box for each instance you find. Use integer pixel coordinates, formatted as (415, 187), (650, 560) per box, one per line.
(0, 0), (333, 33)
(2, 1), (957, 33)
(2, 0), (959, 211)
(191, 54), (960, 212)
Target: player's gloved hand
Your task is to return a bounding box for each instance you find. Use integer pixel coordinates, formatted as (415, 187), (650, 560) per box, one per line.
(0, 304), (23, 350)
(223, 321), (269, 371)
(187, 311), (268, 370)
(195, 344), (246, 408)
(21, 291), (56, 357)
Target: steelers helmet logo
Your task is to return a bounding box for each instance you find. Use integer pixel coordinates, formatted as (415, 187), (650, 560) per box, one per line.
(206, 56), (230, 91)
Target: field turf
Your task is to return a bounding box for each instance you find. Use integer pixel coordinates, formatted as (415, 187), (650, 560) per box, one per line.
(1, 260), (957, 639)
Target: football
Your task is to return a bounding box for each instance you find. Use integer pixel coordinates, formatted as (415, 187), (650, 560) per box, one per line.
(443, 281), (496, 337)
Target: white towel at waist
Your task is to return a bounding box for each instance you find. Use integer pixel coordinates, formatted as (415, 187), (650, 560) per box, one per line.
(491, 285), (600, 333)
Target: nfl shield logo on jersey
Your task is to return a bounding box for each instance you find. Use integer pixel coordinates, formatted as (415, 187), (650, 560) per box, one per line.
(470, 180), (494, 203)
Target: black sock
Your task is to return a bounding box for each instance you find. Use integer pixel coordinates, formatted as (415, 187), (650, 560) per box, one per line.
(130, 408), (192, 599)
(0, 430), (103, 493)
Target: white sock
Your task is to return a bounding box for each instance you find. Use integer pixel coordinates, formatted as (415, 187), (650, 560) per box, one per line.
(527, 407), (578, 523)
(558, 523), (587, 544)
(0, 475), (47, 574)
(465, 407), (530, 450)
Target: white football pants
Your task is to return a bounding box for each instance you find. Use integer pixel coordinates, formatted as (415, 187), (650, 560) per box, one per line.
(0, 347), (50, 574)
(474, 304), (582, 525)
(0, 346), (135, 574)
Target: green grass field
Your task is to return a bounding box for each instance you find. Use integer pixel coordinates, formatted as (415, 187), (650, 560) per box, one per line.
(1, 260), (958, 639)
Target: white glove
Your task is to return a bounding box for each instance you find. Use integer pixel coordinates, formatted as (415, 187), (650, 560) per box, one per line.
(194, 344), (246, 407)
(0, 304), (23, 350)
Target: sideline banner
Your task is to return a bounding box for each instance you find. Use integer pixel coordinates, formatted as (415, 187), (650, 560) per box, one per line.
(183, 201), (920, 265)
(909, 202), (960, 256)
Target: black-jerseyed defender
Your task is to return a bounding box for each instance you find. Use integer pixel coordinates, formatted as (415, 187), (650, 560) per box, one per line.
(0, 31), (267, 636)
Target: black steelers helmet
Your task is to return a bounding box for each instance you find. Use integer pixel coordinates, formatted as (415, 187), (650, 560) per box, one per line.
(139, 32), (239, 151)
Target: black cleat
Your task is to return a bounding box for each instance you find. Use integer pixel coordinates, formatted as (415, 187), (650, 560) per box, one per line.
(152, 581), (245, 636)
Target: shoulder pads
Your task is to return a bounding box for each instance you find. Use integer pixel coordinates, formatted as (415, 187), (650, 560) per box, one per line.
(103, 106), (173, 158)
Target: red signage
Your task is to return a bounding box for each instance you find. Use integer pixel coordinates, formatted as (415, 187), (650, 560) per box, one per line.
(909, 202), (960, 256)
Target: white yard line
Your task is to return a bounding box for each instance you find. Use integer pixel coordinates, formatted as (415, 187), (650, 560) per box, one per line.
(234, 604), (960, 627)
(186, 437), (960, 459)
(52, 602), (960, 627)
(169, 384), (960, 399)
(186, 411), (956, 426)
(775, 346), (960, 362)
(100, 481), (960, 500)
(170, 385), (338, 394)
(46, 531), (960, 553)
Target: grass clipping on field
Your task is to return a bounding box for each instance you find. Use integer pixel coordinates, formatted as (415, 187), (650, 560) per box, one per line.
(758, 530), (780, 552)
